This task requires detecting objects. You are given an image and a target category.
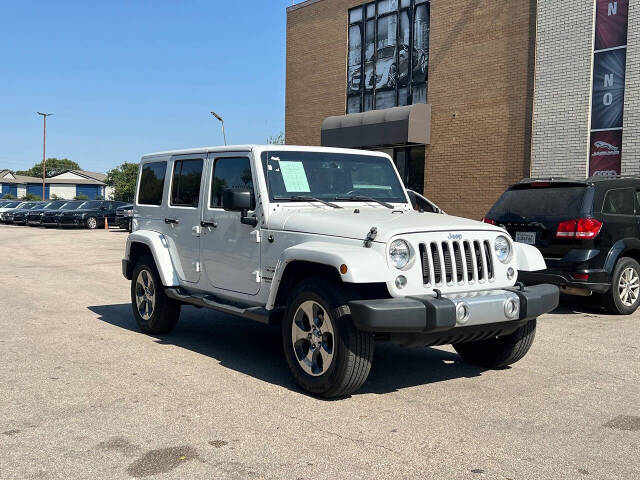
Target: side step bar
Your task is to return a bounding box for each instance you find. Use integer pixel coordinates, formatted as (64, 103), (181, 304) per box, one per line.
(165, 287), (276, 325)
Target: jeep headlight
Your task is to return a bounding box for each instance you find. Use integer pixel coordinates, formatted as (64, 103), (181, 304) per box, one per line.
(389, 239), (411, 269)
(494, 235), (512, 264)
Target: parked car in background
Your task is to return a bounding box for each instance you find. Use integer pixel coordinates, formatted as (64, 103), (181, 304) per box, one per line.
(0, 202), (39, 224)
(0, 200), (24, 215)
(11, 202), (49, 225)
(41, 200), (86, 227)
(59, 200), (127, 229)
(26, 200), (69, 226)
(484, 177), (640, 315)
(115, 204), (134, 232)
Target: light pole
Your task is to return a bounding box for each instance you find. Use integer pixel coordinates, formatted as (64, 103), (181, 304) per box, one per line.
(210, 111), (227, 146)
(37, 112), (53, 199)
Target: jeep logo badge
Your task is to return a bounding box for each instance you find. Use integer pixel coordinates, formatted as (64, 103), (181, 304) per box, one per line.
(448, 233), (463, 240)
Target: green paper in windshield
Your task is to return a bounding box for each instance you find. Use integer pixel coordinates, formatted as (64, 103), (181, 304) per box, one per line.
(279, 160), (310, 192)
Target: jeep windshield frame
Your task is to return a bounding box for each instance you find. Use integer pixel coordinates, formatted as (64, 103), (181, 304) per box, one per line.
(261, 151), (408, 205)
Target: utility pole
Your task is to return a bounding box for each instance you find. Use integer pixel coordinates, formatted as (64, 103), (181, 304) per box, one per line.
(210, 111), (227, 145)
(37, 112), (53, 199)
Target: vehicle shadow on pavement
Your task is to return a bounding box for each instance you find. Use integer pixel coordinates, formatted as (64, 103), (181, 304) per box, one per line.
(89, 304), (489, 396)
(547, 295), (610, 316)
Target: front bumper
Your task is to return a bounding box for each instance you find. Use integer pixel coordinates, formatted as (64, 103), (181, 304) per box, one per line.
(349, 284), (559, 333)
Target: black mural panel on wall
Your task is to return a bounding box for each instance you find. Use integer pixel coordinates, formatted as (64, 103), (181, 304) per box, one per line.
(347, 0), (430, 114)
(591, 48), (626, 130)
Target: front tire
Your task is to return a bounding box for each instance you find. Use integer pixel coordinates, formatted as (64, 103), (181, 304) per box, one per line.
(282, 278), (374, 398)
(86, 216), (98, 229)
(131, 255), (181, 334)
(604, 257), (640, 315)
(453, 319), (537, 368)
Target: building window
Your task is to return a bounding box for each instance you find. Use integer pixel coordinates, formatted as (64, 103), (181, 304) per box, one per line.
(347, 0), (430, 113)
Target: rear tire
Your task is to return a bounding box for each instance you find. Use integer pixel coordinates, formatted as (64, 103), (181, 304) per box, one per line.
(282, 278), (374, 398)
(453, 319), (537, 368)
(86, 216), (98, 230)
(604, 257), (640, 315)
(131, 255), (181, 334)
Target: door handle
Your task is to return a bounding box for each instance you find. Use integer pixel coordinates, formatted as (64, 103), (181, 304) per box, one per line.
(201, 220), (217, 228)
(164, 218), (179, 224)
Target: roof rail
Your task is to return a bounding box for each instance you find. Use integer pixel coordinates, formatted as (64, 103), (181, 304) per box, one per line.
(586, 174), (640, 181)
(518, 177), (587, 184)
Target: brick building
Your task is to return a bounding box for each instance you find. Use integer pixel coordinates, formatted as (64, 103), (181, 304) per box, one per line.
(285, 0), (638, 219)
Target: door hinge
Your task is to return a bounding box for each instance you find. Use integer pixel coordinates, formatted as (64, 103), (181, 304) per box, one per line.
(252, 270), (261, 282)
(195, 261), (201, 273)
(192, 225), (202, 237)
(250, 230), (261, 243)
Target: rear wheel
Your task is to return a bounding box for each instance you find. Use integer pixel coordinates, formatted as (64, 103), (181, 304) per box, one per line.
(86, 216), (98, 229)
(282, 278), (374, 398)
(453, 319), (537, 368)
(605, 257), (640, 315)
(131, 255), (181, 334)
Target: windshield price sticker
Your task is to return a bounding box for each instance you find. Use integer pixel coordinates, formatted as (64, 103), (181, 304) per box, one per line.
(279, 160), (311, 192)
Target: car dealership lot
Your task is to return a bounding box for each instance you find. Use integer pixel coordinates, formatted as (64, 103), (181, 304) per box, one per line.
(1, 226), (638, 480)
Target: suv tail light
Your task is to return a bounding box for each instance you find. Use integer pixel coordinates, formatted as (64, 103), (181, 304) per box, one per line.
(482, 217), (496, 225)
(556, 218), (603, 240)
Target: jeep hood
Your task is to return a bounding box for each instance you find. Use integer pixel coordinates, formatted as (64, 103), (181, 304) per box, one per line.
(268, 207), (502, 243)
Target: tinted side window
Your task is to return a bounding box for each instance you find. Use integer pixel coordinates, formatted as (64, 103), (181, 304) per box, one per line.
(210, 157), (253, 208)
(138, 162), (167, 206)
(603, 188), (634, 215)
(170, 159), (203, 207)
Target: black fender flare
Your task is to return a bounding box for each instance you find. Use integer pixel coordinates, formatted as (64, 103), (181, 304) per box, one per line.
(604, 238), (640, 273)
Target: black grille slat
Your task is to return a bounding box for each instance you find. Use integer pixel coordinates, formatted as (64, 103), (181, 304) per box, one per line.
(419, 243), (430, 284)
(483, 240), (494, 280)
(442, 242), (453, 283)
(430, 243), (441, 284)
(464, 241), (474, 281)
(453, 242), (463, 282)
(474, 241), (484, 281)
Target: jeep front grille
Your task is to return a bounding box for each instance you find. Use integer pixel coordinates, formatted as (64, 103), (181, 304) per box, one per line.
(419, 240), (494, 287)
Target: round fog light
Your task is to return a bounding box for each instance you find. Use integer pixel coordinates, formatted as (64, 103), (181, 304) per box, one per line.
(456, 302), (471, 324)
(507, 267), (515, 280)
(504, 298), (519, 319)
(395, 275), (407, 289)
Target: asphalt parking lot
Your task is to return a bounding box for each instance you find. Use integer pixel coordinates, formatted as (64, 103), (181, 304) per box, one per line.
(1, 225), (638, 480)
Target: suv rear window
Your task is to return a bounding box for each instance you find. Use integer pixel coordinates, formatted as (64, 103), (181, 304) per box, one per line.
(138, 161), (167, 206)
(488, 186), (587, 220)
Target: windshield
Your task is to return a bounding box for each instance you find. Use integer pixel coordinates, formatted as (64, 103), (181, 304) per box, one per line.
(79, 201), (102, 209)
(19, 203), (39, 210)
(262, 151), (407, 204)
(44, 201), (66, 210)
(488, 186), (588, 220)
(3, 201), (20, 208)
(60, 202), (84, 210)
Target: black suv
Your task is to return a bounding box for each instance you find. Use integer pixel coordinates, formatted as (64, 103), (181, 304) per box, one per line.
(485, 177), (640, 314)
(41, 200), (87, 227)
(59, 200), (127, 229)
(115, 204), (134, 232)
(26, 200), (69, 226)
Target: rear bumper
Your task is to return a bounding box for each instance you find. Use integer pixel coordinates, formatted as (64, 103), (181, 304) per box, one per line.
(519, 270), (609, 294)
(349, 284), (559, 334)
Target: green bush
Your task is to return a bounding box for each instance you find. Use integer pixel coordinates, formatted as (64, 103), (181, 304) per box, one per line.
(2, 193), (16, 199)
(74, 194), (89, 200)
(22, 193), (42, 201)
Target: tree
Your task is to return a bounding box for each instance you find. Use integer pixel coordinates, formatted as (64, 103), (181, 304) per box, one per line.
(105, 162), (139, 202)
(267, 131), (285, 145)
(16, 158), (81, 178)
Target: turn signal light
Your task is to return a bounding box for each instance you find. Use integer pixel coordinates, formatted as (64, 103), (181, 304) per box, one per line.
(482, 217), (497, 225)
(556, 218), (602, 240)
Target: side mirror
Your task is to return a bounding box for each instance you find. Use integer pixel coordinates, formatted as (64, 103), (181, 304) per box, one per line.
(222, 188), (258, 227)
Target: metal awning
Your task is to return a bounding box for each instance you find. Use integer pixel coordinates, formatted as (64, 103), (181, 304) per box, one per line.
(321, 103), (431, 148)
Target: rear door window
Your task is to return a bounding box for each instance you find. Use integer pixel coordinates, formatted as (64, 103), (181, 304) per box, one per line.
(170, 159), (204, 207)
(138, 161), (167, 206)
(603, 188), (634, 215)
(488, 186), (588, 220)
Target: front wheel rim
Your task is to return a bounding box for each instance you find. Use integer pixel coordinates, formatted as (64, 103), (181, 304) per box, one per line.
(88, 217), (97, 229)
(291, 300), (335, 377)
(135, 269), (156, 320)
(618, 267), (640, 307)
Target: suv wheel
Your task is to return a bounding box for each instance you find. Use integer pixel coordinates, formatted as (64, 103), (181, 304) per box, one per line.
(282, 278), (374, 398)
(605, 257), (640, 315)
(453, 319), (536, 368)
(86, 216), (98, 229)
(131, 255), (181, 334)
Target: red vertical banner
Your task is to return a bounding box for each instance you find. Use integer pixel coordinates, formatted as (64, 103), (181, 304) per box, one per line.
(589, 130), (622, 176)
(595, 0), (629, 50)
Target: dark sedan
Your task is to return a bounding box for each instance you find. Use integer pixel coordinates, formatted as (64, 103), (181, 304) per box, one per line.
(26, 200), (69, 226)
(0, 202), (44, 224)
(58, 200), (127, 229)
(41, 200), (87, 227)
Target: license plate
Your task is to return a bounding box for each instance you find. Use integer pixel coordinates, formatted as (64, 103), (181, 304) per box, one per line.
(516, 232), (536, 245)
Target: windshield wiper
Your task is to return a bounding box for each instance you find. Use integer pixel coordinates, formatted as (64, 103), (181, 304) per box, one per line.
(274, 195), (342, 209)
(334, 195), (394, 209)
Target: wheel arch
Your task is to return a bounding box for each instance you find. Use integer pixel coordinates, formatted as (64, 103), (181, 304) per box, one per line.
(604, 238), (640, 273)
(125, 231), (180, 286)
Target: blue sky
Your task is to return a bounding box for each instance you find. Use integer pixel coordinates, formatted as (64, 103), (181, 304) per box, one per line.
(0, 0), (295, 173)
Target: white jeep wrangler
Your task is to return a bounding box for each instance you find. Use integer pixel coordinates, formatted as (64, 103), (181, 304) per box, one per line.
(122, 145), (558, 397)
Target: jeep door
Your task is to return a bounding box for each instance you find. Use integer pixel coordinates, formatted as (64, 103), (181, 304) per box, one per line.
(164, 155), (205, 284)
(200, 153), (261, 295)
